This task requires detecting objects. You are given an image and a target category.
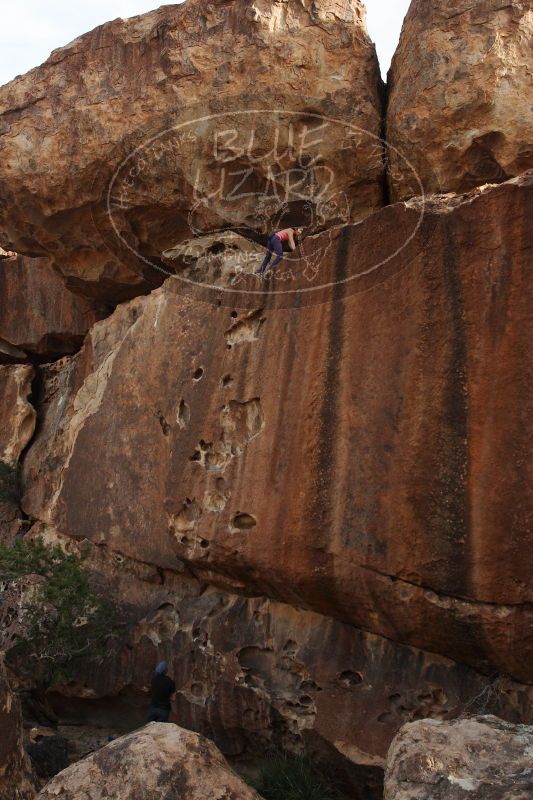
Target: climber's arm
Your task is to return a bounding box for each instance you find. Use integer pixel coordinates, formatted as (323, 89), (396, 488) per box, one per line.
(287, 230), (296, 250)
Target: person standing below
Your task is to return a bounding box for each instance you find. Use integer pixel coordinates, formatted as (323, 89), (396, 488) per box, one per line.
(146, 661), (176, 723)
(258, 227), (303, 276)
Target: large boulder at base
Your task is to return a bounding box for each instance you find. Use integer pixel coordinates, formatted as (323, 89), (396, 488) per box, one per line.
(0, 0), (383, 302)
(384, 715), (533, 799)
(0, 254), (107, 360)
(0, 364), (36, 465)
(387, 0), (533, 200)
(22, 176), (533, 683)
(0, 659), (37, 800)
(36, 723), (261, 800)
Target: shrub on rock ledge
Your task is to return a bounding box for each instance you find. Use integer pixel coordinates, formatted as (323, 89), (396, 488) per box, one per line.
(0, 537), (116, 686)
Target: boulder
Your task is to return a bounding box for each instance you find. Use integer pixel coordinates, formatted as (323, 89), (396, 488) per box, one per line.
(0, 658), (37, 800)
(384, 715), (533, 799)
(0, 365), (36, 465)
(0, 0), (383, 302)
(0, 254), (107, 360)
(36, 723), (261, 799)
(22, 175), (533, 683)
(387, 0), (533, 200)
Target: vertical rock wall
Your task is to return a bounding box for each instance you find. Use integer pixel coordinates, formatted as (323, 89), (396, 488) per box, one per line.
(0, 365), (36, 466)
(0, 0), (531, 794)
(0, 659), (36, 800)
(0, 255), (106, 360)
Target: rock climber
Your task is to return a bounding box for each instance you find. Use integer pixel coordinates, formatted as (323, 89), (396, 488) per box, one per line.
(146, 660), (176, 723)
(257, 227), (304, 275)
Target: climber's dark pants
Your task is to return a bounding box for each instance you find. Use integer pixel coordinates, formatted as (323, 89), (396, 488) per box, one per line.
(146, 706), (170, 723)
(259, 234), (284, 273)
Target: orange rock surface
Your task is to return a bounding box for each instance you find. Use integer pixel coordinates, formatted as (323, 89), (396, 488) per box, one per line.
(0, 0), (383, 301)
(0, 254), (106, 359)
(23, 176), (533, 685)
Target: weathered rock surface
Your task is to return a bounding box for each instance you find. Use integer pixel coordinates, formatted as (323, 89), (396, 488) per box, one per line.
(0, 254), (106, 360)
(22, 175), (533, 684)
(38, 526), (531, 779)
(384, 715), (533, 799)
(0, 340), (27, 365)
(36, 723), (261, 800)
(0, 503), (28, 545)
(0, 0), (383, 302)
(387, 0), (533, 200)
(0, 364), (36, 464)
(0, 658), (37, 800)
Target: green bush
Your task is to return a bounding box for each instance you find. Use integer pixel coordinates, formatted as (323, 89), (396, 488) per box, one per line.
(0, 461), (22, 504)
(249, 754), (343, 800)
(0, 537), (116, 685)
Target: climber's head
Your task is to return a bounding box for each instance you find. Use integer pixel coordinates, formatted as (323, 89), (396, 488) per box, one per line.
(154, 660), (168, 676)
(295, 227), (304, 236)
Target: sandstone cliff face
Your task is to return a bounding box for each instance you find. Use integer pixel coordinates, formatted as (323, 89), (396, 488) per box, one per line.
(387, 0), (533, 200)
(22, 175), (532, 687)
(1, 1), (532, 793)
(37, 723), (261, 800)
(0, 365), (36, 465)
(0, 659), (37, 800)
(0, 0), (383, 302)
(0, 255), (106, 360)
(29, 526), (531, 786)
(384, 716), (533, 800)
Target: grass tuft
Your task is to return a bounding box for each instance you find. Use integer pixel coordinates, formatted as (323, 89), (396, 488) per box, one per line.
(249, 753), (343, 800)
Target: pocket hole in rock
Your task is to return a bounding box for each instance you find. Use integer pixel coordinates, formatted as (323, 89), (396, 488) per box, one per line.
(298, 695), (313, 707)
(283, 640), (297, 654)
(232, 512), (257, 530)
(299, 680), (321, 693)
(193, 367), (204, 381)
(339, 670), (364, 687)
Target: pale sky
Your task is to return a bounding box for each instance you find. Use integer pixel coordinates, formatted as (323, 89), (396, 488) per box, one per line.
(0, 1), (411, 88)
